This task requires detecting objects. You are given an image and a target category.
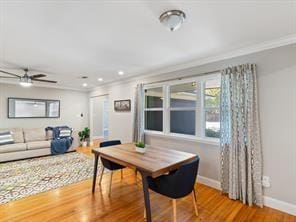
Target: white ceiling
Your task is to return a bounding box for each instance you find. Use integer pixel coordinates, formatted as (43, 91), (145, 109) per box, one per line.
(0, 1), (295, 90)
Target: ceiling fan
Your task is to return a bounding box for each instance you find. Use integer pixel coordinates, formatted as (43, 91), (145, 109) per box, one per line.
(0, 68), (57, 87)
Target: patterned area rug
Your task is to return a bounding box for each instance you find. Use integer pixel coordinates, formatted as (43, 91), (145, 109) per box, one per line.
(0, 152), (97, 204)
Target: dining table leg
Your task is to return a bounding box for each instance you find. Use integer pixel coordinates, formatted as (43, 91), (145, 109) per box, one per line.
(92, 154), (99, 193)
(140, 171), (152, 222)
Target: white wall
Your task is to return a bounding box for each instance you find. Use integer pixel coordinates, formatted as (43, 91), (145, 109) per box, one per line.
(90, 45), (296, 207)
(0, 84), (89, 131)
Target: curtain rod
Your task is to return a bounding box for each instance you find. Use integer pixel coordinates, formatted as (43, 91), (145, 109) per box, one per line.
(143, 69), (221, 86)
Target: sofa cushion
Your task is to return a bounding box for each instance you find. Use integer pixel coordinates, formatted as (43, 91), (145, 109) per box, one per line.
(24, 128), (47, 142)
(26, 141), (51, 150)
(0, 143), (26, 153)
(0, 131), (14, 145)
(0, 128), (24, 143)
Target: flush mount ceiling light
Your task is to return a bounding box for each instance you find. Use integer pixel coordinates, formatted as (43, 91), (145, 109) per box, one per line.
(82, 83), (88, 87)
(159, 10), (186, 31)
(118, 70), (124, 76)
(98, 78), (103, 82)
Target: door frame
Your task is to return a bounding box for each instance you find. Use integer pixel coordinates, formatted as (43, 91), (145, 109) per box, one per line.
(89, 94), (109, 140)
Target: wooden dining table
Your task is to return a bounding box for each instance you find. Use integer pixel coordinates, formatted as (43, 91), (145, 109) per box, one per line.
(92, 143), (197, 222)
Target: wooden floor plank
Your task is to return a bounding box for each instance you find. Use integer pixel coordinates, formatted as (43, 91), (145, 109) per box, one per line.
(0, 146), (295, 222)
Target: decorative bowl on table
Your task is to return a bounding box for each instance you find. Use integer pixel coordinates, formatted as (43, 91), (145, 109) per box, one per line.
(135, 141), (146, 153)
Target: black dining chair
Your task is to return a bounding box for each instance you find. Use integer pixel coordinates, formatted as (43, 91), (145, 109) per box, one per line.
(145, 157), (200, 222)
(98, 140), (125, 196)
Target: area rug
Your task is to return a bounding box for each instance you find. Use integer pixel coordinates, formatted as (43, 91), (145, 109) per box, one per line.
(0, 152), (98, 204)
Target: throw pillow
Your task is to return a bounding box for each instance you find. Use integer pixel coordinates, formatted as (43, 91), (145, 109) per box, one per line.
(59, 128), (72, 138)
(0, 131), (14, 145)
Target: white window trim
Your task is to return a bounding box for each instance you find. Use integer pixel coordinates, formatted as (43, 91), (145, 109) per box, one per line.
(143, 73), (221, 145)
(200, 81), (206, 138)
(145, 108), (163, 111)
(169, 80), (198, 137)
(145, 130), (220, 146)
(144, 85), (165, 132)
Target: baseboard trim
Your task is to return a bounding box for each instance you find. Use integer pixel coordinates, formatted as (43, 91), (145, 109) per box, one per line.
(92, 136), (104, 140)
(264, 196), (296, 216)
(196, 175), (296, 216)
(197, 175), (221, 190)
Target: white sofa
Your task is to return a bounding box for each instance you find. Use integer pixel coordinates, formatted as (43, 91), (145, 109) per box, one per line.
(0, 128), (78, 162)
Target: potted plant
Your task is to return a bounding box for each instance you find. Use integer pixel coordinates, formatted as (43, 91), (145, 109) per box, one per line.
(135, 141), (146, 153)
(78, 127), (90, 147)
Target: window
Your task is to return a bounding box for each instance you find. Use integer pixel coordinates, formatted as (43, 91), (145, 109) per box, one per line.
(144, 87), (163, 132)
(170, 82), (198, 135)
(144, 74), (221, 142)
(204, 79), (220, 138)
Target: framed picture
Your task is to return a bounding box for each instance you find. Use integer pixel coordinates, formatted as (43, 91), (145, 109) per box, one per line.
(114, 99), (131, 112)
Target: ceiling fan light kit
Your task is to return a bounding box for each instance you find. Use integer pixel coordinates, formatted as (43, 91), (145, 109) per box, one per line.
(20, 75), (33, 87)
(0, 68), (57, 87)
(159, 10), (186, 31)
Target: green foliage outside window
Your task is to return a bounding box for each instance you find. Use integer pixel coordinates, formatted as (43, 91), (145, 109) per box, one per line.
(205, 88), (220, 108)
(205, 128), (220, 138)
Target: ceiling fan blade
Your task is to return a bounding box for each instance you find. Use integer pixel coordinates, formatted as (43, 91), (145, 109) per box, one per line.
(0, 76), (19, 79)
(33, 79), (57, 83)
(0, 69), (21, 78)
(30, 74), (46, 79)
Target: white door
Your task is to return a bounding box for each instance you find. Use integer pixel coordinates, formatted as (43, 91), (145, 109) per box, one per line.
(90, 95), (109, 140)
(102, 97), (109, 140)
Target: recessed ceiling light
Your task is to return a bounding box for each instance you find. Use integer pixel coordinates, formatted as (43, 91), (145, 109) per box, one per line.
(118, 70), (124, 76)
(98, 78), (103, 82)
(82, 83), (88, 87)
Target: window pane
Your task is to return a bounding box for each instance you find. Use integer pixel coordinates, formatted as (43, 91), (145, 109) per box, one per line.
(205, 109), (220, 138)
(145, 111), (163, 131)
(47, 101), (60, 117)
(205, 79), (220, 108)
(170, 110), (195, 135)
(170, 82), (197, 108)
(145, 87), (163, 108)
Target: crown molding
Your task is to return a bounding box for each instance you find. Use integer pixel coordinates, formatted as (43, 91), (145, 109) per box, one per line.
(154, 33), (296, 76)
(91, 33), (296, 92)
(3, 34), (296, 92)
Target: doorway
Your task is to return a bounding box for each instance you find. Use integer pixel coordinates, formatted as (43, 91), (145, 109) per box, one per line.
(90, 95), (109, 141)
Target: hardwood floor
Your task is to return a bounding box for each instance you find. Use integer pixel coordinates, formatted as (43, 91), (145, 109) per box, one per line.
(75, 139), (102, 155)
(0, 146), (295, 222)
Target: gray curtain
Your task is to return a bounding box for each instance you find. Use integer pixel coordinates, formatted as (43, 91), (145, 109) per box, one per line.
(220, 64), (263, 207)
(132, 83), (145, 143)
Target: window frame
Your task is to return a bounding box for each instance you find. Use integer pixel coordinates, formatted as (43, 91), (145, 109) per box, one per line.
(144, 84), (165, 134)
(204, 82), (221, 139)
(143, 73), (221, 144)
(168, 81), (198, 136)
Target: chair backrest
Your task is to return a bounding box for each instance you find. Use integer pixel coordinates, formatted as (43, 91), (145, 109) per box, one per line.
(100, 140), (121, 148)
(99, 140), (122, 170)
(171, 156), (200, 198)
